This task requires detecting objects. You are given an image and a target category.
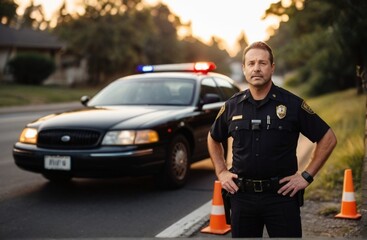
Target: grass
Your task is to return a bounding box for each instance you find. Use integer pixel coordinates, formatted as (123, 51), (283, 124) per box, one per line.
(1, 83), (365, 202)
(0, 83), (99, 107)
(303, 89), (365, 202)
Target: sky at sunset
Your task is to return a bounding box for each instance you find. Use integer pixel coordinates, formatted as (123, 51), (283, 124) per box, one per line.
(15, 0), (281, 55)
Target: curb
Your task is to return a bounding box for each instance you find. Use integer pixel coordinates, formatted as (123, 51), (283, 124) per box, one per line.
(156, 201), (211, 238)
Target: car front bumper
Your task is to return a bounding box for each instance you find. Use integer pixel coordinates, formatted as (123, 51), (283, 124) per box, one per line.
(13, 142), (166, 178)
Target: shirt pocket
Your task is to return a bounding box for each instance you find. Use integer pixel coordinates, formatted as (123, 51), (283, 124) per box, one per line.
(269, 119), (293, 131)
(229, 119), (251, 148)
(267, 120), (296, 150)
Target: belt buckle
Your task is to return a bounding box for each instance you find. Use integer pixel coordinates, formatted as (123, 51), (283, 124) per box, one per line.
(253, 180), (263, 192)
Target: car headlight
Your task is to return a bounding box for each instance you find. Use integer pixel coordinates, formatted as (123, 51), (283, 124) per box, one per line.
(19, 128), (38, 144)
(102, 130), (159, 145)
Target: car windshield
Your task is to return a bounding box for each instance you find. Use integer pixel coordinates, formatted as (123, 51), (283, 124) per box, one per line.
(88, 78), (196, 106)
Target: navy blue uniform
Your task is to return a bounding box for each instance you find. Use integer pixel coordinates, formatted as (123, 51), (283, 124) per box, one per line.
(210, 83), (330, 237)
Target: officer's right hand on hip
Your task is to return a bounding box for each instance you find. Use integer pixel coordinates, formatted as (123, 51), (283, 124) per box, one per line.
(218, 170), (239, 194)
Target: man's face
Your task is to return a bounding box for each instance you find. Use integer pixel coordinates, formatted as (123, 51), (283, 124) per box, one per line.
(243, 48), (275, 88)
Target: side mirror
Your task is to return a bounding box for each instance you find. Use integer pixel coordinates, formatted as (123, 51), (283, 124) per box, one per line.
(203, 93), (221, 104)
(80, 96), (90, 106)
(198, 93), (221, 110)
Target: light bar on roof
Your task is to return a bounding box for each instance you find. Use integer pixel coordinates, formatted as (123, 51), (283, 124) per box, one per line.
(137, 62), (216, 73)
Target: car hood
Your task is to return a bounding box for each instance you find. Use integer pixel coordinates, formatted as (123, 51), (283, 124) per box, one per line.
(31, 106), (191, 130)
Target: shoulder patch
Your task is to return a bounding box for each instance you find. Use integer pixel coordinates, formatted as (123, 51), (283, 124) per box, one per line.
(216, 104), (225, 119)
(301, 101), (315, 114)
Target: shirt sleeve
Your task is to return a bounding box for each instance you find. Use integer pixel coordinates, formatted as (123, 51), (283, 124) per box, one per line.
(298, 100), (330, 143)
(210, 102), (229, 142)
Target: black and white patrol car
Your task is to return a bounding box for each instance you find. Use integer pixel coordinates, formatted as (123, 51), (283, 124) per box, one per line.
(13, 62), (240, 188)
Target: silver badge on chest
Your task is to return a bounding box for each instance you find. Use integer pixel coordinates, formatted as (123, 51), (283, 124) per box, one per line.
(276, 105), (287, 119)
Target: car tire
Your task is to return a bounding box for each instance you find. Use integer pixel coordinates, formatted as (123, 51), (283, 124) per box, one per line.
(42, 173), (72, 183)
(159, 135), (190, 189)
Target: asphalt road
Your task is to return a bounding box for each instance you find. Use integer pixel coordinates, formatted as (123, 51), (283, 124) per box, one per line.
(0, 103), (217, 239)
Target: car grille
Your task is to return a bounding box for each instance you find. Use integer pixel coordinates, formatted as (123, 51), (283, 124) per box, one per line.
(37, 129), (102, 149)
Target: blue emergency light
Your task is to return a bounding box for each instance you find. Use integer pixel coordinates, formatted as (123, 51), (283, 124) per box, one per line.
(138, 65), (154, 72)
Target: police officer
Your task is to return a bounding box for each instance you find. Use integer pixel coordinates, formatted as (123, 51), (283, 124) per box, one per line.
(207, 41), (337, 238)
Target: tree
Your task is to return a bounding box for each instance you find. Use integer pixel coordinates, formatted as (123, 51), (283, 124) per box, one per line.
(0, 0), (18, 26)
(20, 0), (48, 29)
(264, 0), (367, 96)
(325, 0), (367, 94)
(139, 4), (182, 64)
(54, 1), (184, 84)
(233, 31), (249, 62)
(56, 1), (73, 26)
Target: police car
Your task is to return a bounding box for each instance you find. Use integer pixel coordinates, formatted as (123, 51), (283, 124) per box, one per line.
(13, 62), (240, 188)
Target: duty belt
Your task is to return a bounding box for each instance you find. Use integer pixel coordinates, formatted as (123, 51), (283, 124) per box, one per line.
(235, 177), (281, 193)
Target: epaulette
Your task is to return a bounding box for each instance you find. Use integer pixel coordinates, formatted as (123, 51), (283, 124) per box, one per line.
(229, 89), (248, 100)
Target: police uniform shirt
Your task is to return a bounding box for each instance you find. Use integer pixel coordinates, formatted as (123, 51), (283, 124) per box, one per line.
(210, 83), (330, 179)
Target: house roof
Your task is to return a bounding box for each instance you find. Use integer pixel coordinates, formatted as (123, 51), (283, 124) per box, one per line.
(0, 24), (65, 50)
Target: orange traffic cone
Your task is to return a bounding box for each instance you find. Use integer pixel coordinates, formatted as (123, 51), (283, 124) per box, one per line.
(335, 169), (361, 219)
(201, 180), (231, 234)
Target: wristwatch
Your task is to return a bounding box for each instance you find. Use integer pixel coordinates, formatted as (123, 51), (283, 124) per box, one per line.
(301, 171), (314, 184)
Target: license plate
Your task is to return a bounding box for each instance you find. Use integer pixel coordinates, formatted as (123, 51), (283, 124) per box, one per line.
(44, 155), (71, 170)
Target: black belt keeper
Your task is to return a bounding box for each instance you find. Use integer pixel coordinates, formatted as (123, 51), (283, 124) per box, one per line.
(235, 177), (281, 193)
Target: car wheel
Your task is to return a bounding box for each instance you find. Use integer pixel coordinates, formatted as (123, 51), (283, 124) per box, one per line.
(159, 135), (190, 189)
(42, 173), (72, 183)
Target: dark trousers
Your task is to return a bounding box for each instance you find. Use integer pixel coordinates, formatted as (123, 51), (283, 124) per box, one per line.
(230, 191), (302, 238)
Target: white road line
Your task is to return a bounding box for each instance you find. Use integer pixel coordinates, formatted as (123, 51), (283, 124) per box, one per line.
(155, 200), (211, 238)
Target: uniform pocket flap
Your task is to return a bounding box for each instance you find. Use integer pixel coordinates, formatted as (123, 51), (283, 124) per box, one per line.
(229, 119), (250, 132)
(268, 119), (293, 131)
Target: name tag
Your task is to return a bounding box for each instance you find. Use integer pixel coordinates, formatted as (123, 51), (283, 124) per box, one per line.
(232, 115), (243, 121)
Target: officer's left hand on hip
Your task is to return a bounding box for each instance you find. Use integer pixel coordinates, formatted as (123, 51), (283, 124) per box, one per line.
(277, 173), (308, 197)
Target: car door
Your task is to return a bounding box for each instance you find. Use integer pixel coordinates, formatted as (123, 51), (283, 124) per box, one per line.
(190, 77), (226, 161)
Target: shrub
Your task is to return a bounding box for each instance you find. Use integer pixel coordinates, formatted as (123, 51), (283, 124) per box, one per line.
(8, 53), (56, 85)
